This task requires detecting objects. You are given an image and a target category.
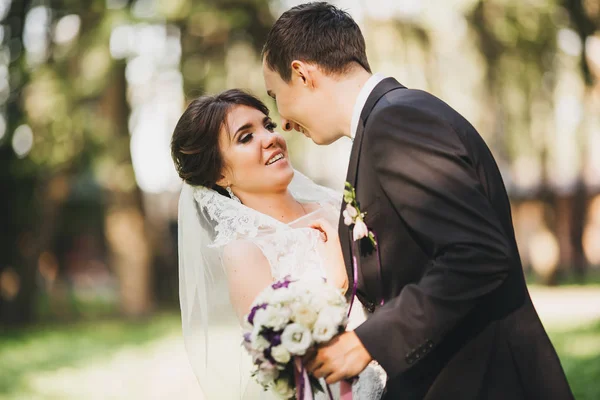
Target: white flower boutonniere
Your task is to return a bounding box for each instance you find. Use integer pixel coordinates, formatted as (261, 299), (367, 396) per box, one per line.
(343, 182), (377, 248)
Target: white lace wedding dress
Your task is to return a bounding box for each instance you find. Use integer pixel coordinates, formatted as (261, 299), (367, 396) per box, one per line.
(177, 170), (386, 399)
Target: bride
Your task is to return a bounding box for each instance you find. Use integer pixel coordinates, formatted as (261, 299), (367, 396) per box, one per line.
(171, 89), (385, 399)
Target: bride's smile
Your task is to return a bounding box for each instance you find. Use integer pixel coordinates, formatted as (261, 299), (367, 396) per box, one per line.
(217, 104), (295, 197)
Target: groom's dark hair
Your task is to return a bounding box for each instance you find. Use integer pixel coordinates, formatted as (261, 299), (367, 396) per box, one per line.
(262, 2), (371, 82)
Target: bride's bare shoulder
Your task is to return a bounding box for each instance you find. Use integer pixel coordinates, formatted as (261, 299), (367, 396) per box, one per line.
(222, 240), (267, 266)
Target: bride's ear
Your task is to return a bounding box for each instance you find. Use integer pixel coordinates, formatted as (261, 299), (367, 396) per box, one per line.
(216, 174), (229, 188)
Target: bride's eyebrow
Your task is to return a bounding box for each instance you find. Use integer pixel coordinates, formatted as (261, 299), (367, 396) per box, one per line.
(231, 122), (253, 140)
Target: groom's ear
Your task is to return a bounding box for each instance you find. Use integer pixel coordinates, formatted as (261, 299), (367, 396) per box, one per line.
(290, 60), (315, 88)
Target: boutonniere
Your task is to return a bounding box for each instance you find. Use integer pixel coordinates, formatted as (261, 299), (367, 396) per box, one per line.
(343, 182), (377, 248)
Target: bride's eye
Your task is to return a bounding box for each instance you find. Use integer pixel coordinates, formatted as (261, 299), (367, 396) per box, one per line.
(265, 121), (277, 132)
(239, 133), (253, 144)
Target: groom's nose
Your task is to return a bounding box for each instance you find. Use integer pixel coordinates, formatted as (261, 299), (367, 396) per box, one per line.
(281, 118), (293, 132)
(281, 118), (301, 133)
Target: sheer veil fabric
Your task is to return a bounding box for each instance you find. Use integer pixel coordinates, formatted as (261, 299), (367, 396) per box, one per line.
(178, 170), (344, 399)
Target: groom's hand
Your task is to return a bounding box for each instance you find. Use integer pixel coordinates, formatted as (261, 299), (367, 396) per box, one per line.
(304, 331), (372, 384)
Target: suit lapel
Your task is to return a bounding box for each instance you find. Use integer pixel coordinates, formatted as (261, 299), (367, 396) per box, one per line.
(339, 77), (406, 301)
(346, 77), (405, 188)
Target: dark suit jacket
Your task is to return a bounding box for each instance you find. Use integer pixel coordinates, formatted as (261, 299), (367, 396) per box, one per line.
(339, 78), (573, 399)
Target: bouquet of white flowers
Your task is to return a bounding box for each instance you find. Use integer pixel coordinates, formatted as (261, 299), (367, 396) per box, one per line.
(242, 276), (349, 399)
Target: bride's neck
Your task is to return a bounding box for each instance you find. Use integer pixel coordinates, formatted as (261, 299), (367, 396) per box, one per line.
(237, 190), (305, 223)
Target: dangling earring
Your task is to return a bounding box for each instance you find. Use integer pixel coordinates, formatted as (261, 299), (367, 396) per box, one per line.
(226, 186), (241, 203)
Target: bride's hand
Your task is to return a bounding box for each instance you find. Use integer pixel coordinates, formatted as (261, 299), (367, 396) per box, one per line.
(309, 218), (349, 294)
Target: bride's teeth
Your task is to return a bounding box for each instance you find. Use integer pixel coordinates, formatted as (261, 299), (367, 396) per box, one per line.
(267, 154), (283, 165)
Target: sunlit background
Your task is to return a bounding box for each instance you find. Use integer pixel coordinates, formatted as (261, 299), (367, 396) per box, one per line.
(0, 0), (599, 399)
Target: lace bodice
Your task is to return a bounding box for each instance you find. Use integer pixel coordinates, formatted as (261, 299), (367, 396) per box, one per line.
(251, 212), (386, 400)
(190, 171), (386, 399)
(252, 225), (325, 280)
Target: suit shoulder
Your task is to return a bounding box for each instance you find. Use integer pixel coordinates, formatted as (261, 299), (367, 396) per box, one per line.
(372, 88), (476, 134)
(378, 88), (453, 115)
(368, 89), (449, 127)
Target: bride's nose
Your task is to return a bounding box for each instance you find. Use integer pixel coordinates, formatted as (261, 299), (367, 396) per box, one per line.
(261, 130), (278, 149)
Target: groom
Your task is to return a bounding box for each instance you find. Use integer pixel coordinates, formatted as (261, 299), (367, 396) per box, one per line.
(262, 2), (573, 399)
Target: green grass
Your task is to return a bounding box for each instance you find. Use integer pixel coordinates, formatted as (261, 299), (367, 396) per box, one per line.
(0, 312), (598, 399)
(549, 320), (600, 400)
(526, 269), (600, 288)
(0, 313), (181, 397)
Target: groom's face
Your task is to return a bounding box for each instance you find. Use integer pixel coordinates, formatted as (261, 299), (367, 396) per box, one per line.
(262, 60), (336, 145)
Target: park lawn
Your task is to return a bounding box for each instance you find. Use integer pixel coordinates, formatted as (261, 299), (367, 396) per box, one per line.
(0, 312), (598, 399)
(0, 313), (181, 398)
(548, 319), (600, 400)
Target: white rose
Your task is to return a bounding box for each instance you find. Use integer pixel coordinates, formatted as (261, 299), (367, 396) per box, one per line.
(281, 323), (313, 355)
(326, 306), (347, 327)
(312, 308), (344, 343)
(256, 361), (279, 385)
(307, 286), (345, 312)
(270, 344), (291, 364)
(312, 321), (337, 343)
(252, 287), (272, 305)
(295, 279), (327, 308)
(270, 287), (297, 305)
(272, 378), (295, 399)
(264, 306), (292, 330)
(352, 218), (369, 241)
(253, 308), (269, 327)
(251, 328), (270, 351)
(328, 291), (347, 307)
(291, 302), (318, 327)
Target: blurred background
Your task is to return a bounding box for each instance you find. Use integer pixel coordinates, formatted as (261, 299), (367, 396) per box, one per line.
(0, 0), (599, 398)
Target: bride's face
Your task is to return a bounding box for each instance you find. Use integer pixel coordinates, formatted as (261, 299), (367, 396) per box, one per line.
(217, 105), (294, 197)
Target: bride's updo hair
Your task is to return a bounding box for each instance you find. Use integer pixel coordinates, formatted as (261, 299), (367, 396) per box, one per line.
(171, 89), (271, 195)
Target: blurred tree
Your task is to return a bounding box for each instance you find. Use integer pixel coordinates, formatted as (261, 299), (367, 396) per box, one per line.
(467, 0), (600, 284)
(0, 0), (151, 324)
(563, 0), (599, 86)
(376, 0), (599, 284)
(1, 0), (275, 325)
(562, 0), (600, 280)
(173, 0), (273, 95)
(0, 0), (43, 325)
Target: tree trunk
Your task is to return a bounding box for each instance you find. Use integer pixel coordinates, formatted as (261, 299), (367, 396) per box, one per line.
(100, 62), (153, 317)
(554, 194), (573, 282)
(570, 181), (588, 279)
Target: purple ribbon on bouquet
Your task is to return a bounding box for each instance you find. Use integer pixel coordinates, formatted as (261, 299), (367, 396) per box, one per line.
(297, 229), (384, 400)
(336, 230), (384, 400)
(295, 359), (350, 400)
(294, 357), (313, 400)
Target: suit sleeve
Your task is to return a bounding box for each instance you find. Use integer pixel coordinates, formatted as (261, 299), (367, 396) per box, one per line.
(353, 102), (514, 379)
